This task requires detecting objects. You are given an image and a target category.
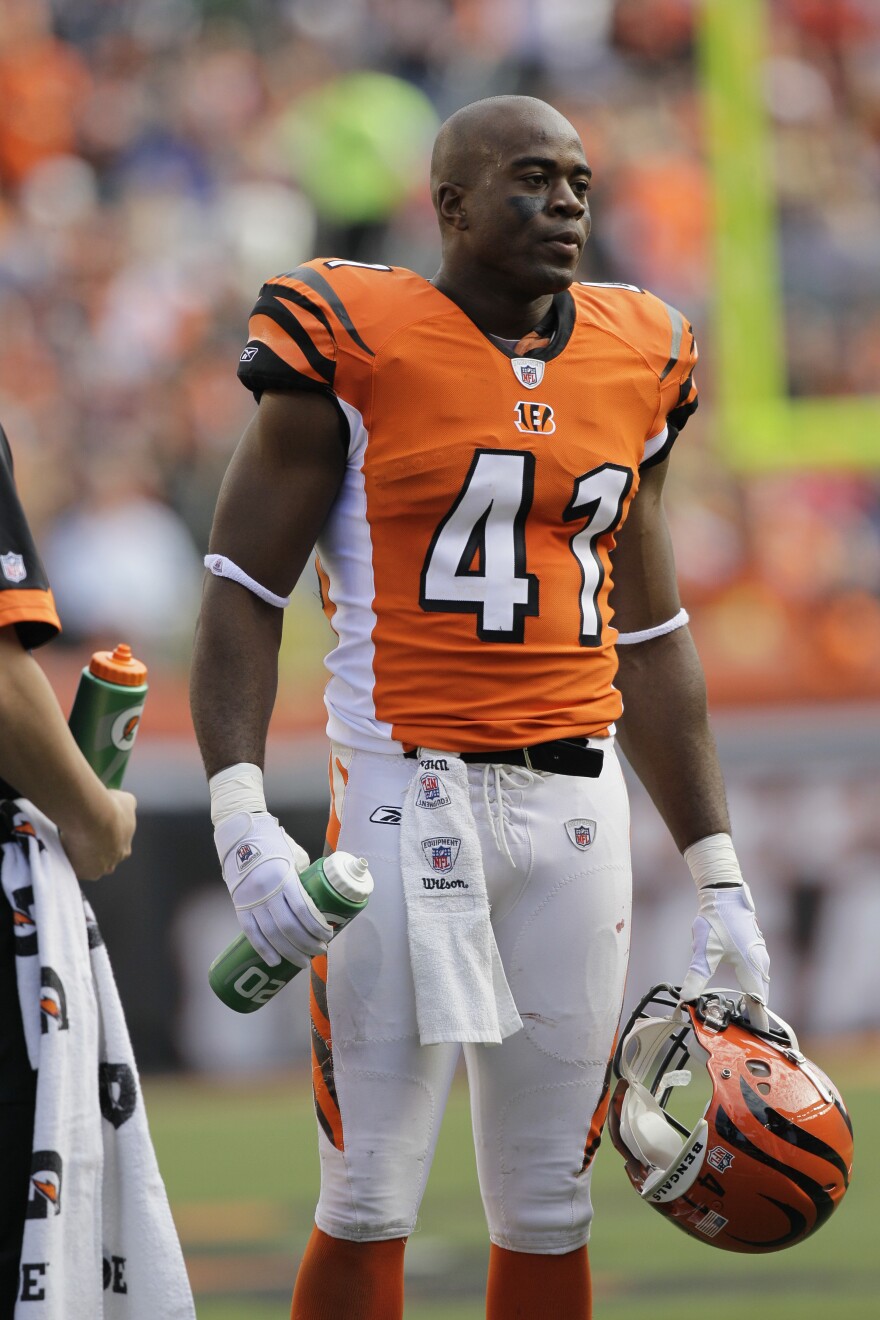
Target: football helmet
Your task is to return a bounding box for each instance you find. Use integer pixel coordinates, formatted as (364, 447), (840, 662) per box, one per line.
(608, 984), (853, 1253)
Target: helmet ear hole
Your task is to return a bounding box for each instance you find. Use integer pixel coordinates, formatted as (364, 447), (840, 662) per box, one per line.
(747, 1059), (771, 1077)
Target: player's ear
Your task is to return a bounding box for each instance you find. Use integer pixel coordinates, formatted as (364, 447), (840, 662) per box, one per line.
(436, 183), (468, 231)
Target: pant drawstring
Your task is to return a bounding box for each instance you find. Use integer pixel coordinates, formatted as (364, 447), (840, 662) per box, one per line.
(481, 763), (544, 867)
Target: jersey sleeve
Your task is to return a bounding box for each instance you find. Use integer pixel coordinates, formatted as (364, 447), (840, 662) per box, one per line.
(642, 299), (699, 469)
(236, 264), (346, 401)
(0, 426), (61, 649)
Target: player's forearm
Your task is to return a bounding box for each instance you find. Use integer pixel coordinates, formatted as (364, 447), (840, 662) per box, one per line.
(189, 577), (284, 779)
(614, 626), (730, 852)
(0, 629), (117, 838)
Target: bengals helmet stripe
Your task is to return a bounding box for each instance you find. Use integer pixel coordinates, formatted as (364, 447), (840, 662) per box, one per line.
(736, 1078), (852, 1184)
(714, 1104), (838, 1246)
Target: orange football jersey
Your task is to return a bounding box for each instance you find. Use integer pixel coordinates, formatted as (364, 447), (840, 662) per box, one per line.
(238, 260), (698, 752)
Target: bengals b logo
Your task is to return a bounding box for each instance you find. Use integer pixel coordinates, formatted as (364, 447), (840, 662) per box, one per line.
(514, 400), (556, 434)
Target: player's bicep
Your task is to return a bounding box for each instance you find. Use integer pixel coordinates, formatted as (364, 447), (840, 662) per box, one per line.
(609, 457), (681, 634)
(208, 390), (347, 599)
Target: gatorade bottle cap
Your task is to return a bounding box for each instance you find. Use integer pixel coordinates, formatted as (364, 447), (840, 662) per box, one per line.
(323, 852), (374, 902)
(89, 643), (148, 686)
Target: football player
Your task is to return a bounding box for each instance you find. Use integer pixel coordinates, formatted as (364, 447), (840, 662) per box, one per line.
(191, 96), (770, 1320)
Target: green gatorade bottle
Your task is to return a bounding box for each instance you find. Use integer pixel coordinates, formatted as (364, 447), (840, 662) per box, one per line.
(208, 851), (373, 1013)
(67, 643), (148, 788)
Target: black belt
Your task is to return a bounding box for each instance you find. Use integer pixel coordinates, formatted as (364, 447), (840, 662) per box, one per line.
(404, 737), (604, 778)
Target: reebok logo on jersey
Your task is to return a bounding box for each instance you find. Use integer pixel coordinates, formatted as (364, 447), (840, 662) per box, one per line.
(421, 837), (461, 872)
(416, 773), (451, 809)
(511, 357), (544, 388)
(239, 345), (258, 362)
(565, 818), (597, 850)
(369, 805), (401, 825)
(514, 400), (555, 434)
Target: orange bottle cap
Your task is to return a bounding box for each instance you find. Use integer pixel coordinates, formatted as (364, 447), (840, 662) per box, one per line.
(88, 643), (148, 686)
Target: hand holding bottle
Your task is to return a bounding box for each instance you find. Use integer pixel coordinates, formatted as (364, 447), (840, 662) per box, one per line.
(214, 810), (332, 968)
(64, 642), (144, 879)
(209, 850), (373, 1013)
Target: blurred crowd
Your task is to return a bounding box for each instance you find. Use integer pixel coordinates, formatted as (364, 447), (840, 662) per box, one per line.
(1, 0), (879, 702)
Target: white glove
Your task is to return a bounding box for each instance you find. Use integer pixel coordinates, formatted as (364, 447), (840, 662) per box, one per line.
(678, 834), (770, 1031)
(214, 810), (332, 968)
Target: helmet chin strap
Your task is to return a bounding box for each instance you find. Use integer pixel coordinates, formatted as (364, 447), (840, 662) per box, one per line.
(619, 1081), (684, 1169)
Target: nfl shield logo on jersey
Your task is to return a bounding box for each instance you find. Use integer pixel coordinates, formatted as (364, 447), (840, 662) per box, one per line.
(1, 552), (26, 583)
(565, 818), (597, 850)
(421, 836), (461, 872)
(511, 357), (545, 389)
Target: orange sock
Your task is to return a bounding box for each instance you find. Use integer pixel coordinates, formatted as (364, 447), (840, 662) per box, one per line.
(486, 1242), (592, 1320)
(290, 1226), (405, 1320)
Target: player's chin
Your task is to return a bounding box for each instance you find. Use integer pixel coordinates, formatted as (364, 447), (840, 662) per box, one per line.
(530, 250), (580, 292)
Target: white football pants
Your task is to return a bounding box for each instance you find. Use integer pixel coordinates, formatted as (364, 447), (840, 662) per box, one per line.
(310, 742), (631, 1255)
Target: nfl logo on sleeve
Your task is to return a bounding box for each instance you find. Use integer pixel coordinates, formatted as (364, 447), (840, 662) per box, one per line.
(1, 552), (26, 582)
(565, 818), (597, 850)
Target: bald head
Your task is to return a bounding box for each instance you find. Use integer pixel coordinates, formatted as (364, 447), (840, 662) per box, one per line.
(430, 96), (580, 204)
(429, 95), (591, 310)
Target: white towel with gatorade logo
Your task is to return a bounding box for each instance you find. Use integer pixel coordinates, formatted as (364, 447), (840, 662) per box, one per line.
(0, 799), (194, 1319)
(399, 753), (522, 1046)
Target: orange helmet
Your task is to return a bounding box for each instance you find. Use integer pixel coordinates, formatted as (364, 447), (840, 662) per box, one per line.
(608, 985), (853, 1253)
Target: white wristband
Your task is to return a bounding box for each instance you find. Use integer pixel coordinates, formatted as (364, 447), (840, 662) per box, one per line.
(209, 762), (267, 826)
(205, 554), (291, 609)
(684, 832), (744, 889)
(616, 608), (689, 645)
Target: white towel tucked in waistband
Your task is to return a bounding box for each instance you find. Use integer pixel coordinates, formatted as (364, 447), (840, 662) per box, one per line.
(0, 800), (195, 1319)
(400, 753), (522, 1046)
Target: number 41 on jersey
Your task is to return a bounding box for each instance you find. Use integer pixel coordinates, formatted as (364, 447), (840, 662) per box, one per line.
(419, 450), (633, 646)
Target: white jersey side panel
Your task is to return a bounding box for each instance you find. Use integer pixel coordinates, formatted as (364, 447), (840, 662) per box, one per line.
(317, 399), (400, 753)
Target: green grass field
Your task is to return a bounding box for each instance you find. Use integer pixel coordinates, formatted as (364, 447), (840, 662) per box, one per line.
(145, 1043), (879, 1320)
